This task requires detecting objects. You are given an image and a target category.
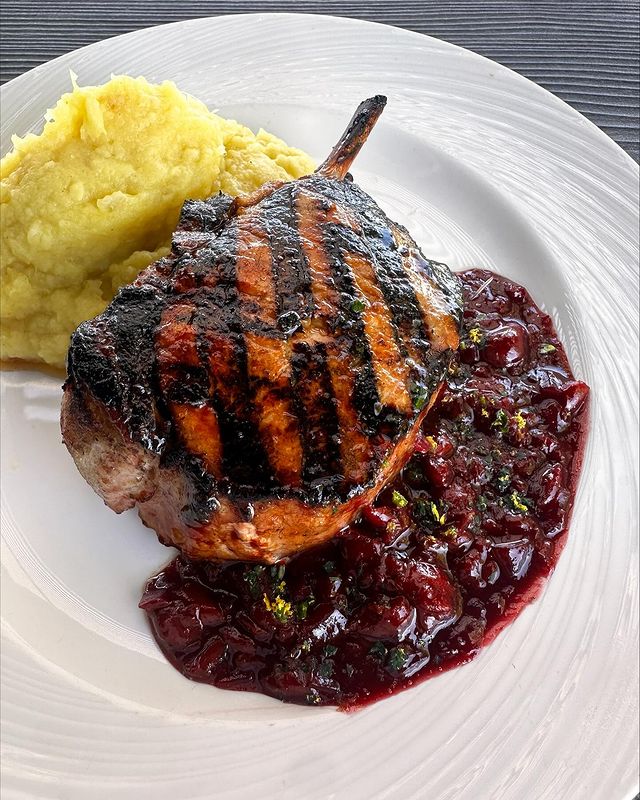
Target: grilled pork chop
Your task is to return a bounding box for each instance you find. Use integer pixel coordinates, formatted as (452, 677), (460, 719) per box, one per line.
(61, 96), (462, 562)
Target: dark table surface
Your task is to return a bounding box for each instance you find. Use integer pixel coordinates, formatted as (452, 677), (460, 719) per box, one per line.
(1, 0), (639, 162)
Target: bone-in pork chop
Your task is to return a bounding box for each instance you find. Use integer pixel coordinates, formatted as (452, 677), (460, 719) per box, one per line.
(61, 96), (462, 562)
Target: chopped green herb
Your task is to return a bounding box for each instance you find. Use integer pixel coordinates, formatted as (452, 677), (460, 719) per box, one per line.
(392, 490), (408, 508)
(539, 343), (557, 355)
(429, 501), (447, 525)
(424, 435), (438, 453)
(455, 420), (472, 439)
(324, 644), (338, 657)
(243, 565), (265, 598)
(492, 409), (509, 434)
(369, 641), (388, 660)
(513, 411), (527, 432)
(412, 499), (430, 521)
(404, 464), (424, 484)
(351, 298), (367, 313)
(306, 689), (322, 705)
(508, 491), (532, 514)
(323, 560), (336, 574)
(353, 339), (366, 358)
(296, 600), (311, 620)
(263, 593), (293, 623)
(387, 646), (407, 672)
(468, 327), (485, 345)
(300, 639), (312, 653)
(476, 495), (488, 512)
(412, 384), (430, 411)
(441, 525), (458, 538)
(496, 468), (511, 493)
(386, 520), (402, 537)
(317, 660), (334, 678)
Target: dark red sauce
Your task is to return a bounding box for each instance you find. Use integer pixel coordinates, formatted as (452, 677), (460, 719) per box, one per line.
(140, 269), (589, 709)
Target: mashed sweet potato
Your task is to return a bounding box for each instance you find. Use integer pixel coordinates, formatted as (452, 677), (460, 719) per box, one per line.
(0, 75), (315, 369)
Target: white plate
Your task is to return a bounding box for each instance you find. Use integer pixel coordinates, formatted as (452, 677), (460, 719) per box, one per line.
(1, 13), (638, 800)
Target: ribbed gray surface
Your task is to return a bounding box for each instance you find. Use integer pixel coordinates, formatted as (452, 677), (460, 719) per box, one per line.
(0, 0), (638, 161)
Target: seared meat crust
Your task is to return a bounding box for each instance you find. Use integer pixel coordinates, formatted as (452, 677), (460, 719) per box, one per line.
(61, 97), (462, 562)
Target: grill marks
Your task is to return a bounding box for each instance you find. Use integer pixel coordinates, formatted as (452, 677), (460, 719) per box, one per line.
(155, 302), (223, 479)
(342, 251), (412, 415)
(171, 404), (223, 479)
(315, 177), (438, 375)
(364, 227), (433, 369)
(295, 190), (339, 322)
(244, 333), (304, 487)
(321, 221), (381, 429)
(152, 179), (457, 501)
(295, 189), (373, 484)
(196, 308), (274, 492)
(156, 237), (275, 492)
(235, 214), (277, 329)
(265, 190), (313, 324)
(290, 340), (342, 488)
(399, 250), (461, 353)
(236, 208), (304, 487)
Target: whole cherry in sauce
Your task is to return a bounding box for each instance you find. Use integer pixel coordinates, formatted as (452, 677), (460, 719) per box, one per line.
(140, 269), (589, 709)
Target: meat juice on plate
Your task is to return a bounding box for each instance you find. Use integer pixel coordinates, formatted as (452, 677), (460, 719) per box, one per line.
(140, 269), (589, 708)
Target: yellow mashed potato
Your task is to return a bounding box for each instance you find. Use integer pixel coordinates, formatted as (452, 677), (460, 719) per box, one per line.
(0, 75), (315, 368)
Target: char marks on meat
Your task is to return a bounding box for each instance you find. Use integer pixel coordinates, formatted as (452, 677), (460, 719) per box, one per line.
(61, 96), (463, 562)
